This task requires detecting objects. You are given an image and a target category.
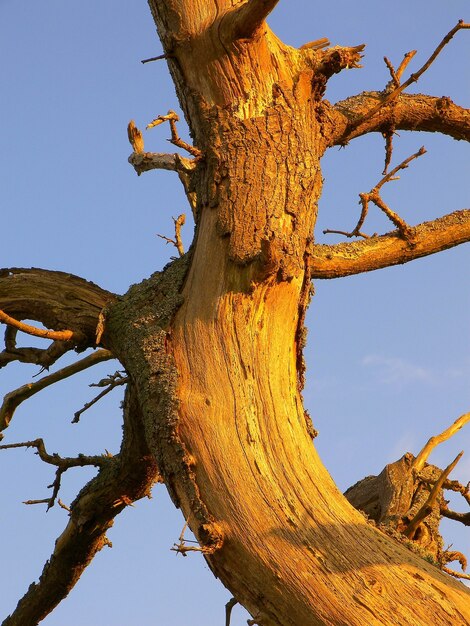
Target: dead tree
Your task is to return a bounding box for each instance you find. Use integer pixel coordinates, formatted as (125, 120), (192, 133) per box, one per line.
(1, 3), (470, 625)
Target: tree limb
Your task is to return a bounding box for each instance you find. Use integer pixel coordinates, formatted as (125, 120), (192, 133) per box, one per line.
(223, 0), (280, 40)
(327, 93), (470, 146)
(0, 269), (116, 348)
(311, 209), (470, 279)
(2, 385), (161, 626)
(342, 20), (469, 135)
(404, 452), (463, 539)
(0, 350), (114, 438)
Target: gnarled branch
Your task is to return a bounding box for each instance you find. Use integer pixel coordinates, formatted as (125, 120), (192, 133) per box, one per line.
(0, 268), (116, 348)
(311, 209), (470, 279)
(2, 385), (161, 626)
(327, 93), (470, 146)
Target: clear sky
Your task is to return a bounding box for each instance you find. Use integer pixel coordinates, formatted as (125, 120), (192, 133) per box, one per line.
(1, 2), (469, 624)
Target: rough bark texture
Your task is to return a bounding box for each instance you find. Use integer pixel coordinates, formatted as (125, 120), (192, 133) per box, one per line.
(2, 2), (470, 625)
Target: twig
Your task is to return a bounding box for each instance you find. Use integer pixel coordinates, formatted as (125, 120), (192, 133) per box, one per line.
(0, 438), (111, 509)
(157, 214), (186, 257)
(395, 50), (417, 81)
(146, 110), (202, 158)
(0, 349), (114, 438)
(171, 519), (214, 556)
(141, 53), (173, 64)
(226, 598), (238, 626)
(404, 452), (463, 538)
(324, 147), (425, 241)
(382, 129), (396, 175)
(413, 412), (470, 472)
(384, 57), (400, 88)
(0, 309), (75, 341)
(323, 228), (370, 240)
(73, 370), (129, 423)
(348, 21), (469, 131)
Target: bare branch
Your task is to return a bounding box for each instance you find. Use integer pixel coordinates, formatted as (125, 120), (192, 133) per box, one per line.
(73, 370), (128, 423)
(0, 268), (116, 349)
(147, 110), (202, 158)
(224, 0), (280, 40)
(404, 452), (463, 539)
(0, 350), (114, 438)
(441, 506), (470, 527)
(226, 598), (238, 626)
(128, 150), (197, 176)
(157, 214), (186, 258)
(324, 147), (425, 241)
(2, 386), (161, 626)
(0, 438), (111, 509)
(413, 413), (470, 472)
(344, 21), (469, 135)
(0, 309), (75, 341)
(0, 339), (73, 370)
(311, 210), (470, 279)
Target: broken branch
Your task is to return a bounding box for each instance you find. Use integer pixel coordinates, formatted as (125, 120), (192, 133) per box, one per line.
(404, 452), (463, 538)
(225, 0), (280, 40)
(413, 412), (470, 472)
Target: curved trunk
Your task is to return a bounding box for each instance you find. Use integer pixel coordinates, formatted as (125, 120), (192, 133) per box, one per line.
(110, 3), (470, 624)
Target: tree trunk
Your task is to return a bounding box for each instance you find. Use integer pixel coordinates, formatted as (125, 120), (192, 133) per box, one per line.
(2, 3), (469, 624)
(105, 4), (470, 624)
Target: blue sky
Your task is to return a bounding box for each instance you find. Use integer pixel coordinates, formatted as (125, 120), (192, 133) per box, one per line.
(1, 2), (469, 624)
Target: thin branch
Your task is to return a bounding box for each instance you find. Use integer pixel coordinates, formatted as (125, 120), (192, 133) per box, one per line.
(0, 339), (73, 370)
(324, 147), (425, 242)
(141, 53), (173, 64)
(157, 214), (186, 258)
(0, 309), (75, 341)
(73, 370), (129, 423)
(226, 598), (238, 626)
(413, 413), (470, 472)
(442, 567), (470, 581)
(225, 0), (280, 40)
(146, 110), (202, 158)
(311, 209), (470, 279)
(0, 438), (111, 509)
(0, 349), (114, 438)
(404, 452), (463, 538)
(441, 506), (470, 527)
(395, 50), (417, 81)
(347, 21), (470, 132)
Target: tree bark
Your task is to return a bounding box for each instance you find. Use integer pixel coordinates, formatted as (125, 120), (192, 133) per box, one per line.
(110, 3), (470, 624)
(2, 2), (470, 624)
